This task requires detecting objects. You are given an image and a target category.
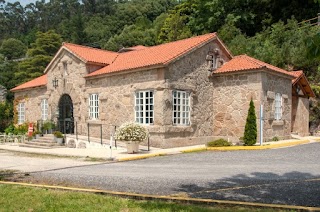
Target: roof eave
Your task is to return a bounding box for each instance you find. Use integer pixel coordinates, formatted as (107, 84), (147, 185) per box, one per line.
(44, 46), (88, 74)
(85, 64), (165, 80)
(11, 85), (47, 93)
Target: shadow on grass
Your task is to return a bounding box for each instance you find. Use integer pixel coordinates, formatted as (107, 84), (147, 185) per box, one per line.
(175, 171), (320, 207)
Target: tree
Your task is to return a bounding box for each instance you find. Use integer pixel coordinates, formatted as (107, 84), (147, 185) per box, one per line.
(0, 38), (27, 60)
(0, 101), (13, 132)
(16, 30), (62, 83)
(243, 99), (257, 146)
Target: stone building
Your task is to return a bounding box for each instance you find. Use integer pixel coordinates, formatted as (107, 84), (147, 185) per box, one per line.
(11, 33), (314, 147)
(0, 85), (6, 102)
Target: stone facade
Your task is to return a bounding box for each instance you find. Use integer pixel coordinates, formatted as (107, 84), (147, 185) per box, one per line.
(292, 96), (309, 136)
(261, 72), (292, 141)
(12, 36), (312, 148)
(14, 87), (48, 122)
(0, 85), (6, 102)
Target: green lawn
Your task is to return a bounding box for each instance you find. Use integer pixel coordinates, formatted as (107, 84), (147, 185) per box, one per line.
(0, 184), (288, 212)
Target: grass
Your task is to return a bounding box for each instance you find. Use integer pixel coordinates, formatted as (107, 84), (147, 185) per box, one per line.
(0, 184), (288, 212)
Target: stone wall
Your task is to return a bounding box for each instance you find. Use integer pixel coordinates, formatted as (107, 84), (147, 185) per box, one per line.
(261, 72), (292, 141)
(211, 72), (262, 143)
(292, 96), (309, 136)
(14, 87), (48, 123)
(0, 85), (6, 102)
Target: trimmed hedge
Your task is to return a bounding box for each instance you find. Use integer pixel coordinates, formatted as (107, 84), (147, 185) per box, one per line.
(207, 139), (231, 147)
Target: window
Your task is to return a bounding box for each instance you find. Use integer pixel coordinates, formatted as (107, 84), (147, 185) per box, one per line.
(274, 93), (282, 120)
(210, 55), (219, 70)
(41, 99), (48, 120)
(172, 90), (190, 125)
(135, 91), (154, 124)
(63, 62), (68, 76)
(18, 102), (25, 124)
(89, 94), (99, 119)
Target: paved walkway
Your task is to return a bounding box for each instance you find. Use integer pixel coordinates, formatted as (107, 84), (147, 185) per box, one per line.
(0, 136), (319, 161)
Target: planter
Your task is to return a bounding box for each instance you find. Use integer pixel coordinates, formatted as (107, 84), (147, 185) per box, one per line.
(126, 142), (139, 154)
(56, 137), (64, 145)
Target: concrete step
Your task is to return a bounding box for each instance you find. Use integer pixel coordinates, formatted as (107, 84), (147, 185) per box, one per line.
(19, 143), (65, 149)
(24, 141), (62, 147)
(32, 137), (56, 143)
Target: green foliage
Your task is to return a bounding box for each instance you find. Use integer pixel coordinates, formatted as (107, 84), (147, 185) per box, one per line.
(243, 99), (257, 146)
(0, 38), (27, 60)
(43, 121), (55, 131)
(0, 184), (261, 212)
(4, 122), (28, 135)
(53, 131), (63, 138)
(271, 137), (279, 142)
(0, 101), (13, 132)
(206, 139), (232, 147)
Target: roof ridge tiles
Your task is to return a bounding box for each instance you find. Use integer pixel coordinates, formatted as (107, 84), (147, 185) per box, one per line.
(63, 42), (118, 54)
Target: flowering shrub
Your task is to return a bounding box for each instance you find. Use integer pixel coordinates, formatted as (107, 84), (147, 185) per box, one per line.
(114, 122), (149, 143)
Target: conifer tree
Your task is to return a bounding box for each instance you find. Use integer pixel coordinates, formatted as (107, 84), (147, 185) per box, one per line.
(243, 99), (257, 146)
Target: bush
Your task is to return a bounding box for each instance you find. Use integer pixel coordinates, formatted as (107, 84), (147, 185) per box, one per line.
(4, 123), (28, 135)
(53, 131), (63, 138)
(114, 122), (148, 142)
(271, 136), (279, 141)
(243, 99), (257, 146)
(206, 139), (232, 147)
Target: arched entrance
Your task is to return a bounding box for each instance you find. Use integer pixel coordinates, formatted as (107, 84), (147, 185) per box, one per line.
(58, 94), (74, 134)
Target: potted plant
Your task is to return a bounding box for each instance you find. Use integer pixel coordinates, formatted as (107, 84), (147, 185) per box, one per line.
(114, 122), (149, 154)
(33, 130), (41, 139)
(53, 131), (64, 145)
(43, 121), (55, 134)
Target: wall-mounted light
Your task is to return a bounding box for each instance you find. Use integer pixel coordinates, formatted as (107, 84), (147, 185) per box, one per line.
(52, 77), (58, 89)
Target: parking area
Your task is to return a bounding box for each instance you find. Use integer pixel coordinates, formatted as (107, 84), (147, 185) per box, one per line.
(4, 142), (316, 207)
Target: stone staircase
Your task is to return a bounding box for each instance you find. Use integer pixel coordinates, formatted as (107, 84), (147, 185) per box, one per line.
(19, 134), (65, 149)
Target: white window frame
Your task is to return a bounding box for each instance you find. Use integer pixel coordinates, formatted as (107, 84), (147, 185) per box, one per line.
(89, 94), (99, 120)
(18, 102), (25, 124)
(172, 90), (190, 126)
(41, 99), (48, 121)
(135, 90), (154, 125)
(274, 93), (282, 120)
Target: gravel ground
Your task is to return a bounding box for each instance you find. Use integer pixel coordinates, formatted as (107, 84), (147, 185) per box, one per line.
(26, 143), (320, 207)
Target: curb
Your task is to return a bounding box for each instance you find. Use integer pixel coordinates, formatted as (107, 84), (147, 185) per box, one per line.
(1, 181), (319, 211)
(113, 139), (314, 162)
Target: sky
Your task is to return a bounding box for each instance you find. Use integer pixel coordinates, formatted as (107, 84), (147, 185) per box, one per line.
(6, 0), (42, 6)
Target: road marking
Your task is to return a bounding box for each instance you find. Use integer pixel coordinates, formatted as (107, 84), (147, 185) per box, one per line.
(0, 181), (319, 211)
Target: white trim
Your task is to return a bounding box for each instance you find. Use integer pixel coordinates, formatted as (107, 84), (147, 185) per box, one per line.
(89, 94), (99, 120)
(41, 99), (48, 121)
(274, 93), (282, 120)
(18, 102), (25, 124)
(135, 90), (154, 125)
(172, 90), (191, 126)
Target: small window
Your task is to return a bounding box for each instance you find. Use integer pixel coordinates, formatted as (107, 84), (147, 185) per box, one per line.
(172, 90), (190, 125)
(41, 99), (48, 121)
(135, 90), (154, 124)
(274, 93), (282, 120)
(18, 102), (25, 124)
(63, 62), (68, 76)
(89, 94), (99, 120)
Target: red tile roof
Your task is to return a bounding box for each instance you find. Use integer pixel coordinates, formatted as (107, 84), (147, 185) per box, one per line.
(126, 45), (149, 51)
(11, 74), (47, 92)
(86, 33), (218, 77)
(63, 42), (118, 65)
(214, 54), (293, 77)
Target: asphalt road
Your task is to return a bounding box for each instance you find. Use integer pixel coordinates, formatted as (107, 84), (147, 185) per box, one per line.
(2, 143), (320, 207)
